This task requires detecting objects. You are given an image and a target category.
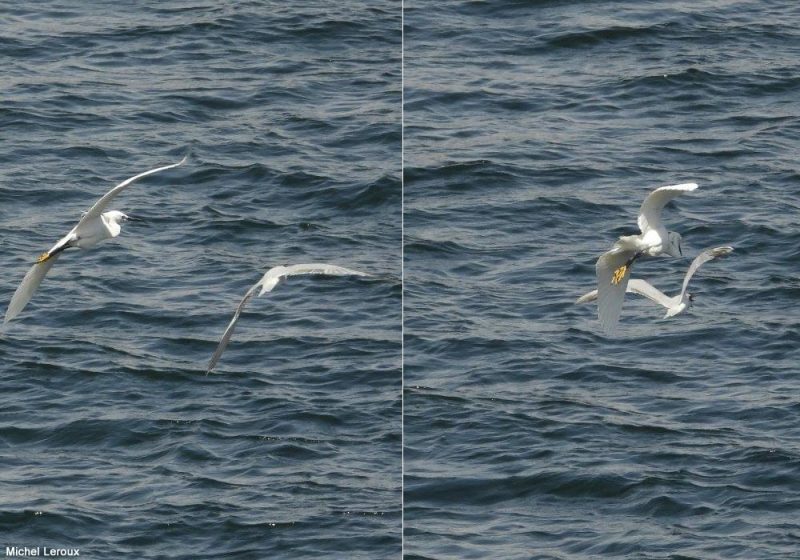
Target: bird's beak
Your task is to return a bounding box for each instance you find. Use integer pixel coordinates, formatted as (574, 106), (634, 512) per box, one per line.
(125, 214), (143, 222)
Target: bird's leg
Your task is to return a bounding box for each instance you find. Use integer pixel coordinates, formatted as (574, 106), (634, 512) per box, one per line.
(36, 240), (72, 263)
(610, 265), (627, 285)
(611, 252), (643, 286)
(37, 251), (55, 263)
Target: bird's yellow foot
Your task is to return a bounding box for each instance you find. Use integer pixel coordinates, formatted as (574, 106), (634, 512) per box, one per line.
(36, 252), (51, 263)
(611, 264), (627, 285)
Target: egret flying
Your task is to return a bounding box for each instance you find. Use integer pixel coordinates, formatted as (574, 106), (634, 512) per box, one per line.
(595, 183), (698, 333)
(4, 155), (188, 323)
(206, 263), (368, 374)
(579, 246), (732, 319)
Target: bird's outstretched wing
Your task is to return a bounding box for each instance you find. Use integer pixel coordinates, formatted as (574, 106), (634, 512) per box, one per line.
(5, 255), (61, 323)
(637, 183), (698, 234)
(206, 283), (259, 375)
(596, 248), (636, 334)
(626, 279), (674, 309)
(259, 263), (368, 295)
(77, 154), (188, 228)
(575, 289), (599, 304)
(680, 246), (733, 299)
(576, 279), (672, 309)
(283, 263), (367, 278)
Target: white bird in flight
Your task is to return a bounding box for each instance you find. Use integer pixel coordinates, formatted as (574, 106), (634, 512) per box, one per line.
(595, 182), (698, 333)
(4, 155), (187, 323)
(206, 263), (368, 375)
(579, 246), (732, 319)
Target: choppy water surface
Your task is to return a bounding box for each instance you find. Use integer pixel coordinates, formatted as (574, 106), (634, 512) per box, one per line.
(0, 2), (400, 558)
(405, 1), (800, 558)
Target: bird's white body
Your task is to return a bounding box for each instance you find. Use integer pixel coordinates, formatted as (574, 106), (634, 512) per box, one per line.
(206, 263), (368, 374)
(579, 246), (733, 319)
(48, 209), (127, 254)
(595, 182), (698, 333)
(665, 297), (688, 318)
(4, 156), (187, 323)
(615, 228), (679, 259)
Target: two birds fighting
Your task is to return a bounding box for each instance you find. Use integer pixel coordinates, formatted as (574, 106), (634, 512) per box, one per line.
(577, 183), (733, 333)
(4, 156), (731, 368)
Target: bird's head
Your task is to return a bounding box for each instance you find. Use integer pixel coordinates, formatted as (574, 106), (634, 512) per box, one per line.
(104, 210), (131, 225)
(106, 210), (143, 223)
(674, 292), (694, 315)
(101, 210), (140, 238)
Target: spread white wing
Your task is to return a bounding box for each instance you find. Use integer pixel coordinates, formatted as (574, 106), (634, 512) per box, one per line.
(575, 289), (599, 304)
(283, 263), (367, 278)
(576, 279), (673, 309)
(637, 183), (698, 234)
(595, 248), (636, 334)
(5, 255), (61, 323)
(680, 246), (733, 299)
(259, 263), (368, 295)
(206, 283), (259, 375)
(77, 154), (187, 228)
(625, 279), (674, 309)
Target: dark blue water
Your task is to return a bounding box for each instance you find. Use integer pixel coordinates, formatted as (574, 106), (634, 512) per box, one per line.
(0, 2), (400, 558)
(405, 1), (800, 558)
